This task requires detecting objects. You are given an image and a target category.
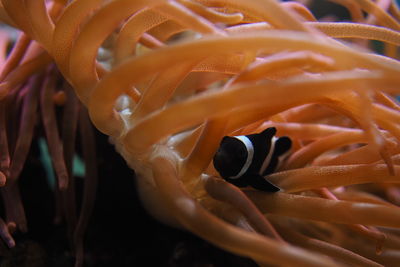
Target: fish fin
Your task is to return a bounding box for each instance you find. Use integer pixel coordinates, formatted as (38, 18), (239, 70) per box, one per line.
(259, 127), (276, 138)
(275, 136), (292, 156)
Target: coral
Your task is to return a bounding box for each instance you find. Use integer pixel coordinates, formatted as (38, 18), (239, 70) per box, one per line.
(1, 0), (400, 266)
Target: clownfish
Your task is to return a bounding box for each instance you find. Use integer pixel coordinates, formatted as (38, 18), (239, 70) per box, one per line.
(213, 127), (292, 192)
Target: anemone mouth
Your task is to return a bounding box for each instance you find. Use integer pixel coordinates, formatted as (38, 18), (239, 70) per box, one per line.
(1, 0), (400, 266)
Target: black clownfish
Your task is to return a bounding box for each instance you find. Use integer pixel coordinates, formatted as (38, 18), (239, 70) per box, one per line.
(213, 127), (292, 192)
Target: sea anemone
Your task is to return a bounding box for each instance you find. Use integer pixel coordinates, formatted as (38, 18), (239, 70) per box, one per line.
(1, 0), (400, 266)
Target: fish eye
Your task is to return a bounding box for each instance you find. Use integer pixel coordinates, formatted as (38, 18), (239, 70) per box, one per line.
(235, 143), (247, 158)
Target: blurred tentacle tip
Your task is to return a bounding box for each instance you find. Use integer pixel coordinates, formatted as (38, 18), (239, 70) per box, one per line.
(0, 170), (6, 186)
